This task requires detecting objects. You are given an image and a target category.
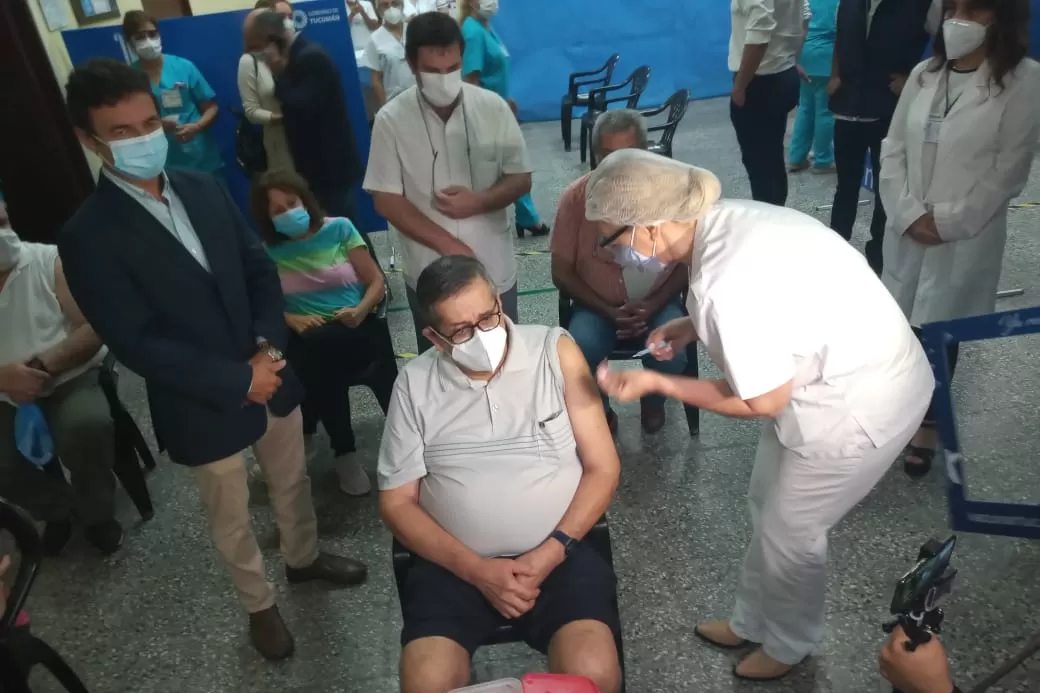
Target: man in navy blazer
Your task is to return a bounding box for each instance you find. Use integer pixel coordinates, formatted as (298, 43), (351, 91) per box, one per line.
(58, 59), (366, 661)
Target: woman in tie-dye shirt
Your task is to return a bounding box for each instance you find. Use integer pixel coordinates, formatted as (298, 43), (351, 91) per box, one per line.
(251, 171), (397, 496)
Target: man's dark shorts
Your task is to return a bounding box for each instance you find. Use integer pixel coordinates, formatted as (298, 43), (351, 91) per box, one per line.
(400, 542), (619, 655)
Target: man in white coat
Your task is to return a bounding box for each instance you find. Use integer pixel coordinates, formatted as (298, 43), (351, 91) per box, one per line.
(879, 0), (1040, 477)
(588, 150), (935, 681)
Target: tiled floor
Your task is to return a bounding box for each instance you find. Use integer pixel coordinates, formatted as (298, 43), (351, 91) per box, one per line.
(21, 99), (1040, 693)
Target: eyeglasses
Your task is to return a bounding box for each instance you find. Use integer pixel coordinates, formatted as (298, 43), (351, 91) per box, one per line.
(435, 307), (503, 345)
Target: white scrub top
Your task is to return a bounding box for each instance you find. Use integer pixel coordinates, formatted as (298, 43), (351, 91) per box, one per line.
(363, 83), (531, 292)
(687, 200), (933, 455)
(346, 0), (379, 51)
(364, 25), (416, 103)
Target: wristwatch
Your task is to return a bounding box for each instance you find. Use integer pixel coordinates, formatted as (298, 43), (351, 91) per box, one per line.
(256, 340), (283, 362)
(550, 529), (577, 555)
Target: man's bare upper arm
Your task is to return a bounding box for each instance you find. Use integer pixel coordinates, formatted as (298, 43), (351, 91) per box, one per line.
(53, 258), (89, 329)
(557, 334), (619, 474)
(379, 479), (421, 514)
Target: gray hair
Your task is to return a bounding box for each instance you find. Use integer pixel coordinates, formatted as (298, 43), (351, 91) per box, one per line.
(591, 109), (649, 157)
(414, 255), (496, 329)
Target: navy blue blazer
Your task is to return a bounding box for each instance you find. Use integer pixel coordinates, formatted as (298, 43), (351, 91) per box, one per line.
(275, 34), (362, 192)
(58, 170), (303, 467)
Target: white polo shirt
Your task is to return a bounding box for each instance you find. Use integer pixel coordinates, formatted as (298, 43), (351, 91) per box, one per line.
(687, 200), (933, 456)
(377, 322), (581, 557)
(0, 242), (106, 406)
(729, 0), (808, 75)
(363, 83), (529, 291)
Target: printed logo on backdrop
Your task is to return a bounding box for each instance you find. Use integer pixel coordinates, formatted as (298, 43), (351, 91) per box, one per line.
(299, 6), (343, 26)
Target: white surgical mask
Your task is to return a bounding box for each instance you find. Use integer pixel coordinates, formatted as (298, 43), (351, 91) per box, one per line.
(942, 19), (988, 60)
(383, 6), (404, 24)
(478, 0), (498, 17)
(451, 325), (508, 373)
(283, 17), (297, 35)
(0, 227), (22, 272)
(420, 70), (463, 107)
(134, 37), (162, 61)
(614, 229), (668, 273)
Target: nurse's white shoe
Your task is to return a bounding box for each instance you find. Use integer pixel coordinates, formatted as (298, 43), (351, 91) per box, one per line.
(693, 620), (751, 649)
(733, 648), (797, 681)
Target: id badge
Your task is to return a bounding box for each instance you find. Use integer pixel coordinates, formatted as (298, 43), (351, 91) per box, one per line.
(924, 116), (942, 144)
(161, 88), (183, 110)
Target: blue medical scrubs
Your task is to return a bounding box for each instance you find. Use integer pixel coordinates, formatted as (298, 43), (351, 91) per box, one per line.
(139, 54), (225, 176)
(461, 16), (542, 230)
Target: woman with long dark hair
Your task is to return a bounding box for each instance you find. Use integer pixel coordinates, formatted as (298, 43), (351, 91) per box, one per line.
(880, 0), (1040, 477)
(251, 171), (398, 496)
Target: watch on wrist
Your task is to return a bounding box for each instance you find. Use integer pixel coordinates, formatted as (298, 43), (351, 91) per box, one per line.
(550, 529), (577, 555)
(256, 341), (283, 362)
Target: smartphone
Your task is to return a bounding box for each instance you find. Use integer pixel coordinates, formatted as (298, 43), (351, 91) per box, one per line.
(890, 536), (956, 615)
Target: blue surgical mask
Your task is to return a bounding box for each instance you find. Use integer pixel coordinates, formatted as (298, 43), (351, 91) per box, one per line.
(101, 128), (169, 180)
(273, 206), (312, 238)
(615, 229), (668, 273)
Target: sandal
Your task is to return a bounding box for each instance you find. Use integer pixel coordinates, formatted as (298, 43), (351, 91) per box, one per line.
(902, 445), (934, 479)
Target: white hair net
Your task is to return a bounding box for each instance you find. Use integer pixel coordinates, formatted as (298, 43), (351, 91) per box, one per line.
(585, 150), (722, 227)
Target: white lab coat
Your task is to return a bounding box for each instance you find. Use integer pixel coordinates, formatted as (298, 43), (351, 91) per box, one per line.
(880, 58), (1040, 325)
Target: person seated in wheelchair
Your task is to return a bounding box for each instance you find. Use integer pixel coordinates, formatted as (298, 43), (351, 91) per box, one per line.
(0, 223), (123, 556)
(550, 109), (688, 435)
(378, 256), (623, 693)
(251, 171), (398, 497)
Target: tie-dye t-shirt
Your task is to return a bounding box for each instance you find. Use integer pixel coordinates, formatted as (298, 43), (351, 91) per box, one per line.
(266, 217), (369, 318)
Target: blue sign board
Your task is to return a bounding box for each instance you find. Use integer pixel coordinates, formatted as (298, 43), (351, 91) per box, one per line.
(62, 0), (383, 233)
(920, 307), (1040, 539)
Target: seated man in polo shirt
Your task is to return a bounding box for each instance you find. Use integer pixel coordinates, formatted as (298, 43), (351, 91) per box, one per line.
(0, 224), (121, 556)
(378, 256), (622, 693)
(550, 109), (688, 435)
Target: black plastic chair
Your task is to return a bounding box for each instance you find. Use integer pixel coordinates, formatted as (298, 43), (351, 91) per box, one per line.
(579, 66), (652, 165)
(0, 499), (91, 693)
(643, 88), (691, 160)
(41, 355), (155, 523)
(391, 517), (626, 686)
(560, 54), (621, 152)
(559, 292), (700, 436)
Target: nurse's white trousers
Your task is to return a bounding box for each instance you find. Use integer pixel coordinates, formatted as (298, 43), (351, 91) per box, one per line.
(728, 412), (925, 665)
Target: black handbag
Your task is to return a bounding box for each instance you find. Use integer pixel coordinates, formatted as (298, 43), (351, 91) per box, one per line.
(235, 55), (268, 175)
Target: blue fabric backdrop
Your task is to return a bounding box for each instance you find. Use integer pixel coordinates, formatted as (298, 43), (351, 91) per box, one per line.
(494, 0), (733, 122)
(62, 0), (382, 234)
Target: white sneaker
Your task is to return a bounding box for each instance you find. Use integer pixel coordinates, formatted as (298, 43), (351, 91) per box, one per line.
(248, 461), (266, 482)
(335, 454), (372, 496)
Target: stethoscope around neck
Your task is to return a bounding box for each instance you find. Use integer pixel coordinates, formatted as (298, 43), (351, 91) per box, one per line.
(417, 88), (474, 190)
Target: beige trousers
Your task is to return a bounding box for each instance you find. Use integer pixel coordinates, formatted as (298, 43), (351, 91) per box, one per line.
(193, 407), (318, 613)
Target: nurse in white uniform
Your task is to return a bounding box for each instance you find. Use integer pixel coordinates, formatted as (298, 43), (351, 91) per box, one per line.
(879, 0), (1040, 477)
(590, 150), (934, 681)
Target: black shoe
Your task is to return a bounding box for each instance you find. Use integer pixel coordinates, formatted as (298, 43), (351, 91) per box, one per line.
(42, 519), (73, 556)
(84, 519), (124, 555)
(521, 223), (551, 237)
(249, 605), (295, 660)
(286, 552), (368, 586)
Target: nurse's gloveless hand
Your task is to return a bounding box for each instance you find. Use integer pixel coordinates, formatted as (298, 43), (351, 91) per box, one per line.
(596, 362), (661, 402)
(647, 317), (698, 360)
